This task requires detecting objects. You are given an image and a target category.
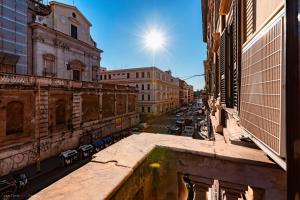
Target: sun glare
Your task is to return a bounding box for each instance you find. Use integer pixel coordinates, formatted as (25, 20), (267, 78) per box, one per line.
(144, 29), (165, 51)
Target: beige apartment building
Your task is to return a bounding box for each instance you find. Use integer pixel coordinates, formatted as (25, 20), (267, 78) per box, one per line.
(99, 67), (180, 116)
(31, 1), (102, 81)
(187, 85), (194, 103)
(179, 79), (194, 106)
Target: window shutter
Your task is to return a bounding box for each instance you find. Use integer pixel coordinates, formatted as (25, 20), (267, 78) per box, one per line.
(232, 0), (239, 109)
(244, 0), (256, 40)
(220, 29), (227, 105)
(214, 58), (219, 99)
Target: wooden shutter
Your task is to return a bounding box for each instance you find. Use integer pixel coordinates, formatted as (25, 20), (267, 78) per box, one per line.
(214, 57), (219, 99)
(244, 0), (256, 41)
(220, 30), (227, 105)
(232, 0), (239, 109)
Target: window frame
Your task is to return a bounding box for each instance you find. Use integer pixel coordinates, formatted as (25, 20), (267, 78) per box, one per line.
(71, 24), (78, 39)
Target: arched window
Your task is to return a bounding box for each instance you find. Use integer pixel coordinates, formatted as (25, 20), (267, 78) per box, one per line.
(55, 100), (66, 125)
(6, 101), (24, 135)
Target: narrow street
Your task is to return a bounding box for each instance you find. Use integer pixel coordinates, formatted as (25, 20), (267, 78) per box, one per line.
(10, 103), (207, 199)
(142, 114), (178, 134)
(142, 101), (208, 139)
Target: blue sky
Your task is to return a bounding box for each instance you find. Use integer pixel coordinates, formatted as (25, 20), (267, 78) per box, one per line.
(52, 0), (206, 90)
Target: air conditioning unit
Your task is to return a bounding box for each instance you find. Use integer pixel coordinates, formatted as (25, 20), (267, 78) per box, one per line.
(35, 16), (47, 25)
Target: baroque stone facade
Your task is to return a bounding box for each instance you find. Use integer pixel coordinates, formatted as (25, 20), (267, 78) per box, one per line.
(0, 73), (139, 177)
(31, 1), (102, 81)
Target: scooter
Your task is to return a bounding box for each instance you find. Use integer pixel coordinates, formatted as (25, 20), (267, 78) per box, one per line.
(0, 173), (27, 200)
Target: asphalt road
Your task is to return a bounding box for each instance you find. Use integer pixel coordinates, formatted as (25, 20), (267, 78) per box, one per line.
(18, 157), (91, 199)
(142, 113), (178, 134)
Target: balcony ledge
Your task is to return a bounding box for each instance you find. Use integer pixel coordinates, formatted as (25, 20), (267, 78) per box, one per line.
(30, 133), (285, 200)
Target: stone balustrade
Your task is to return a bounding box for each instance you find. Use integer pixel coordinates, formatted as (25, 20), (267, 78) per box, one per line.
(30, 133), (286, 200)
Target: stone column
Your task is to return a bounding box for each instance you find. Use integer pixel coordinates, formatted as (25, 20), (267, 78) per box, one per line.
(189, 176), (214, 200)
(194, 183), (210, 200)
(219, 181), (247, 200)
(244, 186), (265, 200)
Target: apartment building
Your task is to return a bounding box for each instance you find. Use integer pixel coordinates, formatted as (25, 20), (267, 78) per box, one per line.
(31, 1), (102, 81)
(99, 67), (180, 116)
(201, 0), (286, 168)
(187, 85), (194, 103)
(179, 79), (194, 106)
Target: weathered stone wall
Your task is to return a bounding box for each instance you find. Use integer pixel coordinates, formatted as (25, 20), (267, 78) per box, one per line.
(0, 73), (139, 177)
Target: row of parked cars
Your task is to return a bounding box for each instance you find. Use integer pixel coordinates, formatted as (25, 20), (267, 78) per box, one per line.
(59, 130), (133, 166)
(0, 130), (136, 199)
(168, 103), (207, 137)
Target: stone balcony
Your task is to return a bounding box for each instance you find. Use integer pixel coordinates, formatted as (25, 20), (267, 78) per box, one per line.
(31, 133), (286, 200)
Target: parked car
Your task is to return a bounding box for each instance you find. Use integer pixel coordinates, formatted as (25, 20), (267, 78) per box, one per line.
(59, 149), (79, 166)
(112, 133), (122, 142)
(78, 144), (94, 158)
(167, 125), (181, 135)
(129, 127), (140, 133)
(103, 136), (113, 147)
(93, 139), (105, 152)
(182, 126), (195, 137)
(184, 118), (193, 126)
(176, 120), (185, 132)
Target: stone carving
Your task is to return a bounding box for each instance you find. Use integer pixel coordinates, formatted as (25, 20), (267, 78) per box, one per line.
(53, 38), (69, 50)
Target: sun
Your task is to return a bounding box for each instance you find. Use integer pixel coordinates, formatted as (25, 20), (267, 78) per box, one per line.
(144, 29), (165, 51)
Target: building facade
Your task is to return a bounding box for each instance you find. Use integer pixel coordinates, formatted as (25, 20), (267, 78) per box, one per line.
(179, 79), (194, 106)
(0, 73), (139, 177)
(201, 0), (286, 168)
(99, 67), (180, 116)
(187, 85), (194, 103)
(0, 1), (139, 177)
(31, 1), (102, 81)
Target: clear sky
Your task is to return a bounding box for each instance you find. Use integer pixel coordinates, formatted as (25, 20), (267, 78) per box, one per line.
(51, 0), (207, 90)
